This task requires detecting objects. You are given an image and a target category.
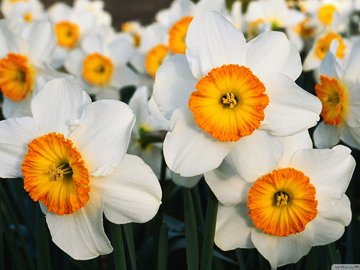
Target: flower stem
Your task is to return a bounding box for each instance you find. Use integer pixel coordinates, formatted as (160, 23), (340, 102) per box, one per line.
(110, 223), (127, 270)
(156, 223), (168, 270)
(123, 224), (137, 270)
(36, 205), (51, 270)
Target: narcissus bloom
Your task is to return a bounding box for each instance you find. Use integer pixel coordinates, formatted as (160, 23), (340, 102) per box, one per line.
(65, 32), (138, 100)
(0, 78), (162, 259)
(0, 19), (58, 118)
(152, 11), (321, 177)
(313, 40), (360, 149)
(206, 131), (354, 269)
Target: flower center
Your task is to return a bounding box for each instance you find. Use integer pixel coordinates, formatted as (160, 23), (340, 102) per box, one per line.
(145, 44), (168, 78)
(188, 64), (269, 142)
(168, 16), (193, 55)
(23, 12), (33, 22)
(121, 22), (141, 47)
(248, 168), (318, 237)
(315, 32), (346, 60)
(55, 21), (80, 49)
(82, 53), (114, 86)
(317, 4), (337, 26)
(22, 133), (90, 215)
(0, 53), (35, 102)
(294, 18), (316, 39)
(315, 75), (349, 126)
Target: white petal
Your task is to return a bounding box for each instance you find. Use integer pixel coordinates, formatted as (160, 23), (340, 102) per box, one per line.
(147, 96), (171, 131)
(251, 229), (312, 269)
(193, 0), (226, 16)
(277, 130), (313, 168)
(341, 125), (360, 149)
(346, 82), (360, 127)
(344, 41), (360, 82)
(261, 73), (321, 136)
(64, 49), (86, 77)
(246, 31), (302, 80)
(81, 33), (104, 54)
(170, 172), (202, 188)
(290, 145), (355, 211)
(94, 88), (120, 100)
(305, 195), (351, 246)
(46, 192), (113, 260)
(108, 35), (134, 65)
(128, 86), (149, 126)
(31, 78), (92, 136)
(92, 154), (162, 224)
(163, 108), (233, 177)
(313, 122), (341, 149)
(215, 204), (254, 251)
(319, 49), (342, 79)
(0, 117), (38, 178)
(186, 11), (246, 78)
(152, 54), (196, 120)
(111, 65), (139, 88)
(225, 130), (283, 183)
(303, 50), (321, 72)
(205, 161), (249, 205)
(69, 100), (135, 176)
(23, 20), (56, 63)
(2, 94), (32, 119)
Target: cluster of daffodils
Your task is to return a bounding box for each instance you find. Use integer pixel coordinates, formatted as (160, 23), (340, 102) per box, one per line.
(0, 0), (359, 268)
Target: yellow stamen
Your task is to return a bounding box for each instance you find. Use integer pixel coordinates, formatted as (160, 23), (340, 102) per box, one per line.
(248, 168), (318, 237)
(55, 21), (80, 49)
(82, 53), (114, 86)
(188, 64), (269, 142)
(22, 133), (90, 215)
(23, 12), (33, 22)
(315, 32), (346, 60)
(168, 16), (193, 54)
(145, 44), (168, 78)
(0, 53), (35, 102)
(315, 75), (349, 126)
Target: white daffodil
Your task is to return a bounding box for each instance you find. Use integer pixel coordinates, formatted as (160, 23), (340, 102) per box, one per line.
(244, 0), (305, 43)
(0, 19), (62, 118)
(303, 30), (352, 72)
(152, 11), (321, 178)
(206, 131), (355, 269)
(1, 0), (42, 18)
(313, 40), (360, 149)
(65, 32), (138, 100)
(3, 0), (45, 27)
(73, 0), (111, 27)
(47, 2), (96, 68)
(0, 78), (162, 260)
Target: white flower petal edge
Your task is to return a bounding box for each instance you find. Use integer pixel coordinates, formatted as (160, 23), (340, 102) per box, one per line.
(163, 108), (233, 177)
(92, 154), (162, 224)
(313, 122), (341, 149)
(225, 130), (283, 183)
(186, 11), (246, 78)
(215, 204), (254, 251)
(153, 54), (196, 120)
(0, 117), (39, 178)
(46, 192), (113, 260)
(246, 31), (302, 80)
(260, 72), (322, 136)
(69, 100), (135, 177)
(31, 78), (92, 136)
(290, 145), (355, 212)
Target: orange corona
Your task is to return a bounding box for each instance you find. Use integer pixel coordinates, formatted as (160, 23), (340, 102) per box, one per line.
(315, 32), (345, 60)
(248, 168), (318, 237)
(55, 21), (80, 49)
(22, 133), (90, 215)
(145, 44), (168, 78)
(82, 53), (114, 86)
(168, 16), (193, 54)
(188, 64), (269, 142)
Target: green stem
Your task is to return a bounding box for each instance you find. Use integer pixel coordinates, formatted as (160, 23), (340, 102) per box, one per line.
(0, 203), (4, 270)
(235, 249), (246, 270)
(184, 188), (199, 270)
(200, 189), (218, 270)
(110, 223), (127, 270)
(123, 224), (137, 270)
(36, 206), (51, 270)
(156, 223), (168, 270)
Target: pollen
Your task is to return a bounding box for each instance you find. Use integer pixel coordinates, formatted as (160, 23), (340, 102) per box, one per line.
(82, 53), (114, 86)
(22, 133), (90, 215)
(318, 4), (337, 26)
(188, 64), (269, 142)
(315, 75), (349, 126)
(315, 32), (346, 60)
(0, 53), (35, 102)
(168, 16), (193, 55)
(55, 21), (80, 49)
(248, 168), (318, 237)
(145, 44), (168, 78)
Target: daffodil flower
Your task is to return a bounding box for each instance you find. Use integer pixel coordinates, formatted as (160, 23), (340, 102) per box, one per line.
(206, 131), (355, 269)
(313, 40), (360, 149)
(65, 31), (139, 100)
(0, 78), (162, 260)
(1, 0), (43, 19)
(152, 11), (321, 177)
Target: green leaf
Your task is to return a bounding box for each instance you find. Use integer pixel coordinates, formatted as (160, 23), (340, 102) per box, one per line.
(123, 224), (137, 270)
(110, 223), (127, 270)
(156, 223), (168, 270)
(36, 206), (51, 270)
